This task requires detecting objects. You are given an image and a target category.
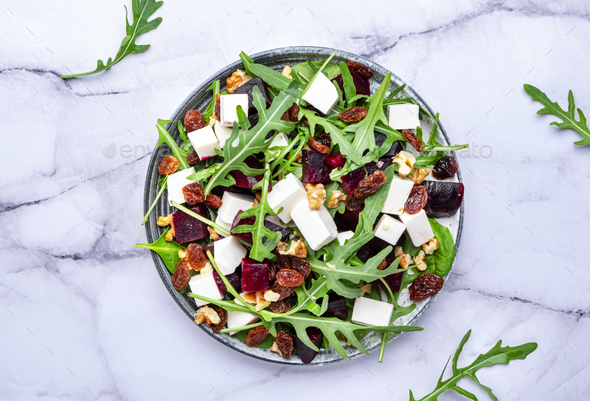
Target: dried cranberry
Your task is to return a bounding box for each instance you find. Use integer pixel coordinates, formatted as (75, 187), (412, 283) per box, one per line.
(245, 326), (269, 347)
(158, 155), (179, 175)
(182, 182), (205, 205)
(184, 110), (206, 133)
(409, 273), (444, 300)
(276, 269), (305, 288)
(404, 186), (428, 214)
(171, 260), (190, 290)
(339, 106), (368, 122)
(209, 305), (228, 334)
(432, 156), (459, 180)
(402, 129), (423, 151)
(275, 331), (294, 358)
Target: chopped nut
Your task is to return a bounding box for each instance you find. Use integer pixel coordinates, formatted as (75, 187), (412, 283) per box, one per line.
(410, 168), (431, 185)
(305, 183), (326, 210)
(226, 69), (252, 94)
(282, 65), (292, 79)
(393, 151), (416, 178)
(207, 226), (220, 241)
(264, 289), (281, 302)
(360, 283), (372, 295)
(328, 189), (347, 209)
(398, 253), (412, 269)
(293, 151), (303, 162)
(157, 214), (173, 227)
(216, 94), (221, 104)
(394, 246), (404, 257)
(178, 249), (187, 260)
(165, 225), (175, 242)
(208, 113), (217, 126)
(200, 262), (213, 274)
(270, 341), (280, 354)
(277, 240), (307, 258)
(255, 291), (272, 311)
(414, 250), (427, 271)
(422, 238), (439, 255)
(242, 292), (257, 304)
(194, 305), (221, 326)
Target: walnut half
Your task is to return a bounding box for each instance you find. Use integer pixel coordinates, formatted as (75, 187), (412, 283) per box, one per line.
(277, 240), (307, 259)
(194, 305), (221, 326)
(305, 183), (326, 210)
(328, 190), (346, 209)
(226, 69), (253, 94)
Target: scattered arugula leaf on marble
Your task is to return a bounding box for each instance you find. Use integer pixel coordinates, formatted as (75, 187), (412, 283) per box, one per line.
(409, 329), (537, 401)
(135, 227), (183, 273)
(524, 84), (590, 146)
(61, 0), (164, 79)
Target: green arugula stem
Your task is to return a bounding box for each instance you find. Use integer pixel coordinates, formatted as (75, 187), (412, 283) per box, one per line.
(141, 178), (167, 225)
(218, 322), (263, 334)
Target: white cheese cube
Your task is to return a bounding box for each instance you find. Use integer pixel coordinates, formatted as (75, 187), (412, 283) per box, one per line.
(388, 104), (420, 130)
(217, 192), (255, 224)
(213, 236), (247, 275)
(351, 297), (394, 326)
(215, 214), (231, 237)
(268, 132), (289, 148)
(214, 120), (240, 149)
(400, 210), (434, 247)
(267, 173), (308, 224)
(374, 214), (406, 245)
(290, 200), (338, 250)
(166, 167), (195, 206)
(302, 73), (338, 114)
(337, 231), (355, 245)
(187, 125), (220, 159)
(382, 175), (415, 215)
(189, 271), (223, 307)
(220, 94), (249, 127)
(227, 311), (258, 335)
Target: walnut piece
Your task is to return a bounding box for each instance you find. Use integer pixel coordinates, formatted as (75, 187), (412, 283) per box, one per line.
(397, 253), (412, 269)
(305, 183), (326, 210)
(226, 69), (252, 94)
(157, 214), (172, 227)
(277, 240), (307, 258)
(328, 189), (347, 209)
(422, 238), (439, 255)
(360, 283), (372, 295)
(165, 226), (175, 242)
(270, 341), (281, 354)
(413, 250), (427, 271)
(255, 291), (272, 311)
(394, 246), (403, 257)
(242, 292), (257, 304)
(282, 65), (292, 79)
(410, 168), (431, 185)
(207, 226), (220, 241)
(200, 263), (213, 274)
(194, 305), (221, 326)
(264, 289), (281, 302)
(393, 151), (416, 178)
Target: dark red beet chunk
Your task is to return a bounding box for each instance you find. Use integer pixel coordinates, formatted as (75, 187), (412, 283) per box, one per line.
(231, 212), (290, 243)
(356, 245), (377, 263)
(291, 327), (323, 364)
(375, 133), (404, 157)
(324, 151), (346, 169)
(421, 181), (464, 217)
(365, 157), (393, 175)
(333, 73), (371, 96)
(211, 184), (253, 199)
(204, 242), (215, 257)
(241, 258), (270, 292)
(230, 157), (263, 189)
(376, 272), (403, 293)
(302, 150), (332, 183)
(340, 168), (366, 194)
(234, 77), (271, 115)
(321, 295), (349, 320)
(339, 208), (362, 231)
(171, 205), (210, 244)
(212, 270), (241, 295)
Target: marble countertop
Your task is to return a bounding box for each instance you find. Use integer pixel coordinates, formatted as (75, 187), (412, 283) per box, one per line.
(1, 0), (589, 399)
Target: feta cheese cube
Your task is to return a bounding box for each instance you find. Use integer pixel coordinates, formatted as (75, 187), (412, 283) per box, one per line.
(189, 271), (223, 307)
(217, 192), (255, 224)
(166, 167), (195, 206)
(220, 94), (249, 127)
(388, 104), (420, 130)
(374, 214), (406, 245)
(215, 214), (231, 237)
(214, 120), (240, 148)
(268, 132), (289, 148)
(351, 297), (394, 326)
(337, 231), (355, 245)
(213, 236), (247, 275)
(382, 175), (415, 215)
(400, 210), (434, 247)
(267, 173), (308, 224)
(227, 311), (258, 335)
(290, 199), (338, 250)
(302, 73), (338, 114)
(187, 125), (220, 159)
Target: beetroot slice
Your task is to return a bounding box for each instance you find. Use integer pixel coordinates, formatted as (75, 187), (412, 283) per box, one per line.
(376, 272), (403, 293)
(421, 181), (464, 217)
(230, 156), (264, 189)
(212, 270), (241, 295)
(339, 208), (362, 231)
(302, 150), (332, 183)
(204, 242), (215, 257)
(231, 211), (290, 243)
(365, 157), (393, 176)
(234, 77), (271, 115)
(320, 295), (348, 320)
(291, 327), (323, 364)
(324, 151), (346, 170)
(340, 168), (366, 194)
(241, 258), (270, 292)
(332, 72), (371, 96)
(375, 133), (404, 157)
(172, 205), (210, 244)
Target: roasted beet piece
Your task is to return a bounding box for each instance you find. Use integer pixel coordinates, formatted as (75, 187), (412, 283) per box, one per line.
(229, 156), (264, 189)
(340, 168), (366, 194)
(324, 151), (346, 170)
(333, 73), (371, 96)
(375, 133), (404, 157)
(365, 157), (394, 175)
(421, 181), (464, 217)
(231, 212), (290, 243)
(241, 258), (271, 292)
(210, 185), (253, 199)
(356, 245), (377, 263)
(212, 270), (241, 295)
(301, 150), (332, 183)
(376, 272), (403, 293)
(171, 205), (210, 244)
(291, 327), (324, 364)
(234, 77), (271, 115)
(204, 242), (215, 257)
(339, 208), (362, 231)
(321, 295), (348, 320)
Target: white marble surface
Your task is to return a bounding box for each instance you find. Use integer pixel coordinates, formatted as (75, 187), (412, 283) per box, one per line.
(1, 0), (590, 399)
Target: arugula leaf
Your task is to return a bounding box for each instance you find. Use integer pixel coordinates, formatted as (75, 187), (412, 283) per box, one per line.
(291, 60), (341, 85)
(135, 227), (183, 273)
(524, 84), (590, 146)
(141, 176), (167, 225)
(203, 80), (220, 124)
(409, 330), (537, 401)
(240, 51), (294, 91)
(301, 52), (337, 97)
(428, 218), (455, 277)
(193, 83), (297, 194)
(61, 0), (163, 79)
(156, 119), (190, 169)
(338, 61), (356, 105)
(362, 165), (394, 225)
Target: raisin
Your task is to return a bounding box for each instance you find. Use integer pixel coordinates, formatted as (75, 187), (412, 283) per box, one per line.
(377, 258), (387, 270)
(269, 299), (292, 314)
(268, 260), (277, 281)
(290, 257), (311, 278)
(186, 151), (202, 165)
(275, 254), (292, 270)
(171, 260), (190, 290)
(209, 305), (228, 334)
(346, 60), (373, 79)
(345, 194), (365, 212)
(281, 102), (299, 122)
(186, 243), (208, 270)
(404, 185), (428, 214)
(308, 136), (330, 154)
(182, 182), (205, 205)
(275, 331), (294, 358)
(245, 326), (269, 347)
(409, 273), (444, 300)
(204, 194), (222, 209)
(402, 129), (424, 152)
(270, 283), (294, 300)
(353, 170), (386, 198)
(158, 155), (180, 176)
(184, 110), (206, 133)
(432, 156), (459, 180)
(339, 106), (368, 123)
(315, 132), (332, 148)
(214, 104), (220, 121)
(276, 269), (305, 288)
